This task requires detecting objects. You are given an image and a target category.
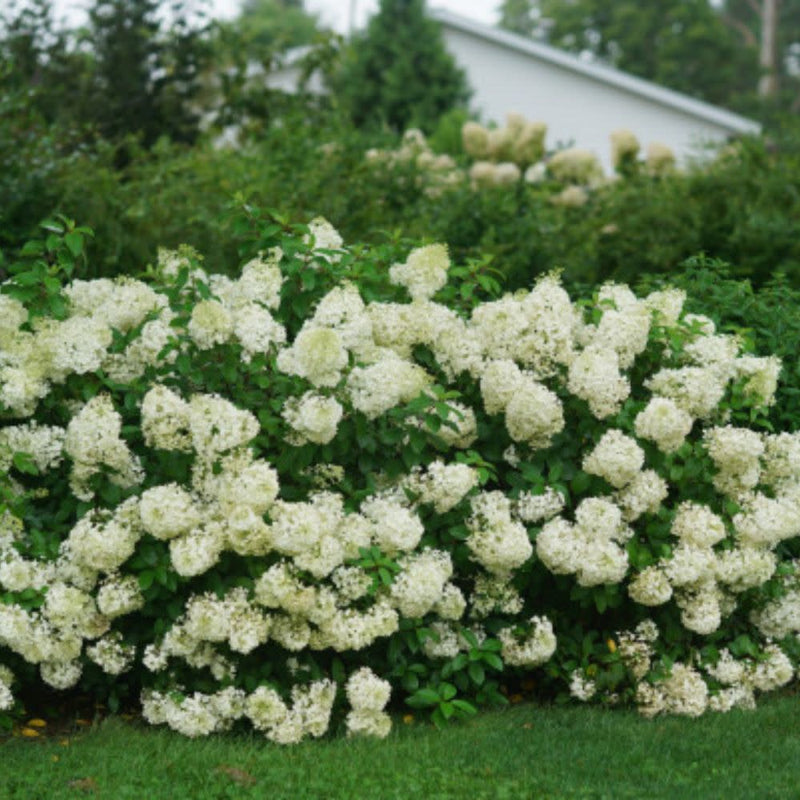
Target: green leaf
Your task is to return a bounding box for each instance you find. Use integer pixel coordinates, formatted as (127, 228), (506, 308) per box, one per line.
(468, 661), (485, 686)
(12, 451), (38, 476)
(138, 570), (155, 591)
(405, 688), (440, 708)
(64, 232), (83, 258)
(482, 652), (504, 671)
(439, 682), (457, 701)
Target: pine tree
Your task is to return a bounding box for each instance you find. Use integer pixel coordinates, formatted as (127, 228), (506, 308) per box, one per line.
(334, 0), (470, 133)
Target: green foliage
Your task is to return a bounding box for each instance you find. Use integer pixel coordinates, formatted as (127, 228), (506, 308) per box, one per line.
(332, 0), (471, 133)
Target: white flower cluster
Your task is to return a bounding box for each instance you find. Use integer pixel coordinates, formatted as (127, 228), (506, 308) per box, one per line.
(65, 395), (143, 500)
(497, 615), (557, 666)
(537, 498), (631, 587)
(0, 421), (65, 473)
(466, 491), (533, 576)
(403, 460), (479, 513)
(703, 644), (794, 712)
(345, 667), (392, 738)
(636, 662), (708, 717)
(389, 244), (450, 301)
(0, 665), (15, 711)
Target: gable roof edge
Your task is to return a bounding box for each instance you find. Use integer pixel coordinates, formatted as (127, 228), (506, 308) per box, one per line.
(430, 8), (761, 135)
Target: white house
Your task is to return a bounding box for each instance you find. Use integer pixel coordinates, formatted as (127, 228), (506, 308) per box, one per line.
(432, 8), (761, 170)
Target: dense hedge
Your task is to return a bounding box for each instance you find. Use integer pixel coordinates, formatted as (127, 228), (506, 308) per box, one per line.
(1, 216), (798, 740)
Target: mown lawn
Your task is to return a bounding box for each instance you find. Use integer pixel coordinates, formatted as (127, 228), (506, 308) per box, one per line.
(2, 692), (799, 800)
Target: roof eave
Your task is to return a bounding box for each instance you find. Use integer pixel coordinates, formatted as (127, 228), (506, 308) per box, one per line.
(430, 8), (761, 135)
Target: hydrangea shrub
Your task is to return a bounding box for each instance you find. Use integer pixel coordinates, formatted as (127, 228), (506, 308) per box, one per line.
(0, 213), (798, 740)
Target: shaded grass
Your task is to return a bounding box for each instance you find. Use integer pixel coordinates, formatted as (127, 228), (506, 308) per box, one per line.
(2, 693), (799, 800)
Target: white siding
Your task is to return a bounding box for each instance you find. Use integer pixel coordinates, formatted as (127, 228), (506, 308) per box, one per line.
(442, 25), (750, 171)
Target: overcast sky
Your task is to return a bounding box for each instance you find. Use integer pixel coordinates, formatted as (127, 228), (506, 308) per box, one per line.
(51, 1), (500, 32)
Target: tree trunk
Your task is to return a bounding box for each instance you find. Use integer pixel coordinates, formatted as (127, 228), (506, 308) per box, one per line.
(759, 0), (780, 97)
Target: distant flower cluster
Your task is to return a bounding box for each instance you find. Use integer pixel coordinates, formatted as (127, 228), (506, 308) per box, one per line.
(363, 115), (678, 206)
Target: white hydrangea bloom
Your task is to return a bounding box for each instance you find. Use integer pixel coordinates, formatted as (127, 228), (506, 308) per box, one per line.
(96, 573), (145, 618)
(515, 487), (565, 524)
(67, 498), (142, 573)
(188, 394), (259, 457)
(761, 432), (800, 490)
(277, 326), (348, 388)
(86, 632), (136, 675)
(346, 667), (391, 712)
(567, 345), (630, 419)
(504, 377), (564, 449)
(644, 288), (685, 325)
(139, 483), (202, 540)
(670, 502), (727, 548)
(187, 300), (234, 349)
(389, 549), (452, 618)
(615, 470), (668, 521)
(65, 394), (143, 500)
(236, 250), (284, 309)
(347, 357), (431, 419)
(389, 244), (450, 300)
(0, 422), (65, 473)
(637, 663), (708, 718)
(582, 429), (644, 489)
(40, 660), (82, 690)
(305, 217), (344, 262)
(634, 397), (694, 454)
(733, 493), (800, 548)
(646, 366), (727, 418)
(467, 491), (533, 576)
(282, 392), (343, 445)
(140, 385), (192, 452)
(498, 615), (556, 666)
(232, 302), (286, 362)
(480, 359), (523, 415)
(404, 459), (478, 513)
(716, 547), (777, 593)
(432, 401), (479, 449)
(361, 495), (424, 554)
(676, 581), (723, 634)
(734, 355), (781, 407)
(169, 521), (225, 577)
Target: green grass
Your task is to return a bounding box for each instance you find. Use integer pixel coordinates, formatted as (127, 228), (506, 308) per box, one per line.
(2, 694), (799, 800)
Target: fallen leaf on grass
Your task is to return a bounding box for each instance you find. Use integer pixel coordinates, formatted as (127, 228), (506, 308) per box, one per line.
(67, 777), (98, 793)
(216, 765), (257, 787)
(27, 719), (47, 728)
(20, 728), (41, 738)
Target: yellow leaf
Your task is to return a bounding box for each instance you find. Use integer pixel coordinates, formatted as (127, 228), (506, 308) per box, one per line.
(402, 714), (414, 724)
(21, 727), (41, 738)
(27, 718), (47, 728)
(607, 638), (617, 653)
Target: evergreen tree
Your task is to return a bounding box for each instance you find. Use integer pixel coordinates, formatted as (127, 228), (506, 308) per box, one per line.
(334, 0), (470, 133)
(86, 0), (211, 148)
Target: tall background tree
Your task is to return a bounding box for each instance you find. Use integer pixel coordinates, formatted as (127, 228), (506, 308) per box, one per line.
(718, 0), (800, 109)
(333, 0), (470, 133)
(500, 0), (757, 109)
(86, 0), (212, 148)
(498, 0), (539, 37)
